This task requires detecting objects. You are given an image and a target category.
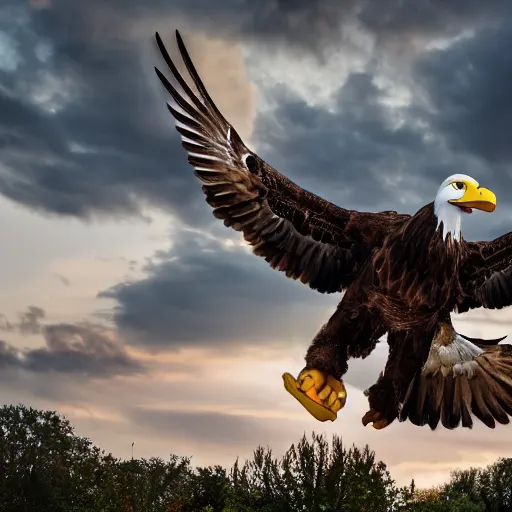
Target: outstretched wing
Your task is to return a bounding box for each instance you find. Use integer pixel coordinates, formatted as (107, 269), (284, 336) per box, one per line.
(458, 232), (512, 312)
(154, 31), (409, 294)
(401, 325), (512, 430)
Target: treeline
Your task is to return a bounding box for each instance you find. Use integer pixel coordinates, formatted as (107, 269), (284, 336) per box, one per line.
(0, 405), (510, 511)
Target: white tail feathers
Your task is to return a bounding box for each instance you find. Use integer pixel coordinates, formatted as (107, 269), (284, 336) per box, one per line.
(423, 332), (484, 379)
(401, 323), (512, 430)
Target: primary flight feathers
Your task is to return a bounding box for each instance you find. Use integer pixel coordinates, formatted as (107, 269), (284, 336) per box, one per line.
(153, 31), (408, 294)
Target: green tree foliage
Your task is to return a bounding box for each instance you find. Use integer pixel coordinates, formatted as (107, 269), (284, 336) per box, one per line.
(225, 432), (402, 511)
(1, 404), (512, 511)
(442, 459), (512, 512)
(407, 493), (485, 512)
(96, 456), (195, 512)
(0, 404), (106, 512)
(0, 405), (196, 512)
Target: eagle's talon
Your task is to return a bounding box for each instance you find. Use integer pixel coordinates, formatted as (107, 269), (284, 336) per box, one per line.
(362, 408), (391, 429)
(326, 392), (337, 407)
(317, 385), (333, 401)
(372, 419), (390, 430)
(283, 369), (347, 422)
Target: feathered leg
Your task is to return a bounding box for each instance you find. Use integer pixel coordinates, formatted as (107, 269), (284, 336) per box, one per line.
(283, 287), (385, 422)
(362, 328), (433, 429)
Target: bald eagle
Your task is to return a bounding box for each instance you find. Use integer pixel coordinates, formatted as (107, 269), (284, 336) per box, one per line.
(154, 30), (512, 431)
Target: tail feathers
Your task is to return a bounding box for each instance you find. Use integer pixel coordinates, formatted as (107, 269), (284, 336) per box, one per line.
(400, 344), (512, 430)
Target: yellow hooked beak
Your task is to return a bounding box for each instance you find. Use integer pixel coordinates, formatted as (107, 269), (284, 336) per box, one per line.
(449, 182), (496, 213)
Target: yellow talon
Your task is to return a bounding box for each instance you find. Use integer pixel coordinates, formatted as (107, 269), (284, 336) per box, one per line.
(282, 369), (347, 422)
(327, 376), (346, 406)
(326, 392), (337, 407)
(298, 369), (325, 390)
(317, 385), (332, 401)
(331, 400), (342, 413)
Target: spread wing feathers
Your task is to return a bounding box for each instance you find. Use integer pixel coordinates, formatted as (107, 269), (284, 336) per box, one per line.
(458, 266), (512, 312)
(458, 233), (512, 312)
(154, 30), (407, 293)
(401, 328), (512, 429)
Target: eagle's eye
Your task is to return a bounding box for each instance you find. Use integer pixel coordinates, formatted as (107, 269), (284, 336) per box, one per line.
(452, 181), (465, 191)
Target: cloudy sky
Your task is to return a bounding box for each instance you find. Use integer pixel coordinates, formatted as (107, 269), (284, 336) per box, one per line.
(2, 0), (512, 489)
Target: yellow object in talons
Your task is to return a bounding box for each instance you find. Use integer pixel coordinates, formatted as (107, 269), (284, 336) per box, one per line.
(298, 369), (325, 390)
(282, 369), (347, 422)
(330, 400), (343, 413)
(326, 392), (337, 407)
(326, 375), (347, 406)
(317, 385), (333, 401)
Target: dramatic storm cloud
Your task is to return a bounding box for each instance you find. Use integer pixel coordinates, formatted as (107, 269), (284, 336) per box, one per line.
(0, 306), (45, 334)
(416, 23), (512, 165)
(0, 308), (143, 377)
(100, 228), (335, 349)
(2, 0), (511, 225)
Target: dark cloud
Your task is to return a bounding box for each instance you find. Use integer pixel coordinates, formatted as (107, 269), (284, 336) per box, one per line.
(250, 68), (512, 244)
(415, 21), (512, 166)
(0, 0), (511, 231)
(0, 315), (13, 333)
(251, 74), (429, 213)
(147, 0), (359, 56)
(0, 1), (213, 222)
(100, 229), (337, 349)
(0, 321), (144, 378)
(110, 0), (511, 57)
(358, 0), (510, 43)
(18, 306), (45, 335)
(0, 340), (20, 368)
(0, 306), (45, 335)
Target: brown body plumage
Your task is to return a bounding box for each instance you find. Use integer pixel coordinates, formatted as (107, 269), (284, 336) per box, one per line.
(154, 30), (512, 430)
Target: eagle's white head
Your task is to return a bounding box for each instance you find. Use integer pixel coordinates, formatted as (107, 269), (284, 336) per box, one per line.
(434, 173), (496, 242)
